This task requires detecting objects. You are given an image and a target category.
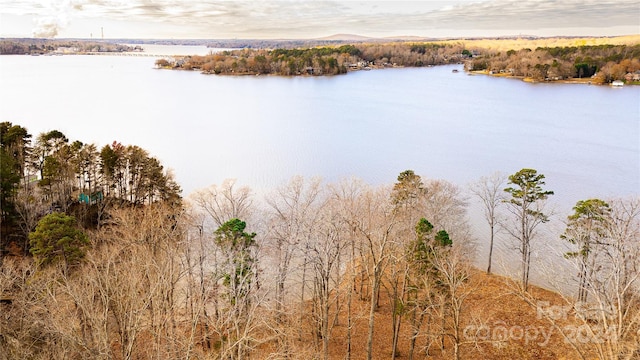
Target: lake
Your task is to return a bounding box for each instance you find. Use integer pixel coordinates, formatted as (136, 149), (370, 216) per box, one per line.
(1, 49), (637, 200)
(1, 47), (638, 281)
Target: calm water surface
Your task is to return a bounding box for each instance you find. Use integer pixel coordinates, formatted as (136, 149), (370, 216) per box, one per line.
(2, 48), (639, 284)
(1, 51), (637, 207)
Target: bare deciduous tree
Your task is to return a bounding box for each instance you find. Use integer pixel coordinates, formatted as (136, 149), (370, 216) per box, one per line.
(265, 176), (323, 325)
(582, 197), (640, 360)
(470, 172), (506, 274)
(511, 196), (640, 360)
(191, 178), (254, 227)
(431, 243), (474, 360)
(353, 185), (399, 360)
(329, 177), (366, 360)
(309, 203), (345, 360)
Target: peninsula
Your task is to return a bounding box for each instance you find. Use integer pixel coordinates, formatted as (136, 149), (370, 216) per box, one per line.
(156, 35), (640, 85)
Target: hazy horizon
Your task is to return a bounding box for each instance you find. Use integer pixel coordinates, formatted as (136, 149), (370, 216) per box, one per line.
(1, 1), (638, 40)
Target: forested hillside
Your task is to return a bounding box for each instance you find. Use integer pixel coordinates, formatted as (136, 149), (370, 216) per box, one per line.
(156, 42), (468, 75)
(466, 44), (640, 83)
(1, 121), (638, 359)
(0, 122), (181, 255)
(157, 36), (640, 84)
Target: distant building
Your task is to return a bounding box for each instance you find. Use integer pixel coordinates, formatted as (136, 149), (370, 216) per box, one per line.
(625, 72), (640, 81)
(55, 47), (79, 54)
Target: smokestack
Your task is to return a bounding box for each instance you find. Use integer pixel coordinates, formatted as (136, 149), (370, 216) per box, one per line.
(101, 27), (104, 39)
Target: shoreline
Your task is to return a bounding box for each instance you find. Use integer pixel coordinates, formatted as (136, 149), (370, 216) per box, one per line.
(157, 63), (639, 85)
(468, 70), (638, 86)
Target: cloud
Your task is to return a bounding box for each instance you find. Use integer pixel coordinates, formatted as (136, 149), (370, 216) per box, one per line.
(33, 16), (63, 37)
(26, 1), (72, 38)
(1, 0), (639, 38)
(424, 0), (640, 30)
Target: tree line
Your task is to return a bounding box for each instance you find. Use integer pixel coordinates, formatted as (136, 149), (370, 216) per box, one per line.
(466, 44), (640, 83)
(0, 39), (137, 55)
(1, 135), (638, 360)
(156, 42), (469, 76)
(156, 41), (640, 82)
(0, 121), (181, 257)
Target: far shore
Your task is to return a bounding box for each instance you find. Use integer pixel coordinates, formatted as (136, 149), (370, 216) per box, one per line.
(469, 70), (638, 86)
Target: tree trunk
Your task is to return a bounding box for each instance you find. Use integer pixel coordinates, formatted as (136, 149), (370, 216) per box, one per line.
(391, 268), (407, 359)
(521, 204), (529, 291)
(323, 287), (330, 360)
(391, 291), (400, 360)
(487, 223), (494, 274)
(408, 306), (425, 360)
(366, 266), (382, 360)
(299, 248), (308, 340)
(346, 234), (356, 360)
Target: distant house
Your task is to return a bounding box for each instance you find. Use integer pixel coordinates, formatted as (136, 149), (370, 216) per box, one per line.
(611, 80), (624, 87)
(348, 61), (370, 71)
(79, 191), (103, 205)
(55, 46), (79, 54)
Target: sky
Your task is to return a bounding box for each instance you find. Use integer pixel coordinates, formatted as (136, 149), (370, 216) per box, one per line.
(0, 0), (638, 39)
